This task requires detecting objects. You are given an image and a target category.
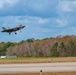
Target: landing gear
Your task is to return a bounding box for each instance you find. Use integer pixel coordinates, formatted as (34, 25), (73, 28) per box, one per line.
(15, 32), (17, 34)
(9, 32), (11, 35)
(14, 31), (17, 34)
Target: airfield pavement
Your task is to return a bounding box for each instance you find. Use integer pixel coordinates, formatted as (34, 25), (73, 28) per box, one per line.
(0, 62), (76, 74)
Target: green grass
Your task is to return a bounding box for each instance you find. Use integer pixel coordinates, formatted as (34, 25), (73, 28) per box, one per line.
(0, 56), (75, 60)
(0, 57), (76, 64)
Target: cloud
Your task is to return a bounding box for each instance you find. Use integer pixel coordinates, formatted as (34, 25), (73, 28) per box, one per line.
(57, 0), (76, 12)
(5, 0), (18, 5)
(0, 0), (4, 9)
(56, 19), (68, 27)
(0, 0), (58, 17)
(0, 0), (18, 9)
(56, 0), (76, 28)
(57, 1), (72, 12)
(0, 0), (76, 18)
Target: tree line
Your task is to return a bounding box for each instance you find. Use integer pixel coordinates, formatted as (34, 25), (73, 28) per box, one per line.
(0, 35), (76, 57)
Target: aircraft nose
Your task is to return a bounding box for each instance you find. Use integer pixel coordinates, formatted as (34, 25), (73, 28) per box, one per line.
(23, 26), (25, 28)
(22, 26), (25, 28)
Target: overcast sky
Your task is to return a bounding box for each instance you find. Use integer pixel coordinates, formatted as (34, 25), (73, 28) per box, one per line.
(0, 0), (76, 42)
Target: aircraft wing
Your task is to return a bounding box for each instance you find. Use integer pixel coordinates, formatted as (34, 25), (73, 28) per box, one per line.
(1, 28), (14, 32)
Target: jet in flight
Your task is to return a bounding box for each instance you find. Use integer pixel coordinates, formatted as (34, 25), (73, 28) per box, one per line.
(1, 25), (25, 35)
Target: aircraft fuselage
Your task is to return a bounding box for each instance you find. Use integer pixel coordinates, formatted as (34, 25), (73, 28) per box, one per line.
(1, 25), (25, 34)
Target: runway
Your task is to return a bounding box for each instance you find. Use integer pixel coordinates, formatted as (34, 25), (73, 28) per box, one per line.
(0, 62), (76, 74)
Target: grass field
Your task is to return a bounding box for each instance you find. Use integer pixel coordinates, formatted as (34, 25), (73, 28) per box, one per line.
(0, 57), (76, 64)
(0, 72), (76, 75)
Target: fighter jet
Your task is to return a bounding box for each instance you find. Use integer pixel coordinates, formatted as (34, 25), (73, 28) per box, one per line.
(1, 24), (25, 35)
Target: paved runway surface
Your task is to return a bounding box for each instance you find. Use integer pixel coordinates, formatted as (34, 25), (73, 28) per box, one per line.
(0, 62), (76, 74)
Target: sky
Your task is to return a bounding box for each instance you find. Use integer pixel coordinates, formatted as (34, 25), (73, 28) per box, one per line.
(0, 0), (76, 42)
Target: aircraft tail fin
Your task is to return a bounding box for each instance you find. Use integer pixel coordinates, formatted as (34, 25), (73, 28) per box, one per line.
(2, 27), (6, 30)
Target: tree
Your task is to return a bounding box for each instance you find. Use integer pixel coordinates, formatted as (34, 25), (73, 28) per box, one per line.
(59, 42), (66, 56)
(26, 38), (35, 42)
(66, 39), (76, 56)
(50, 42), (59, 57)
